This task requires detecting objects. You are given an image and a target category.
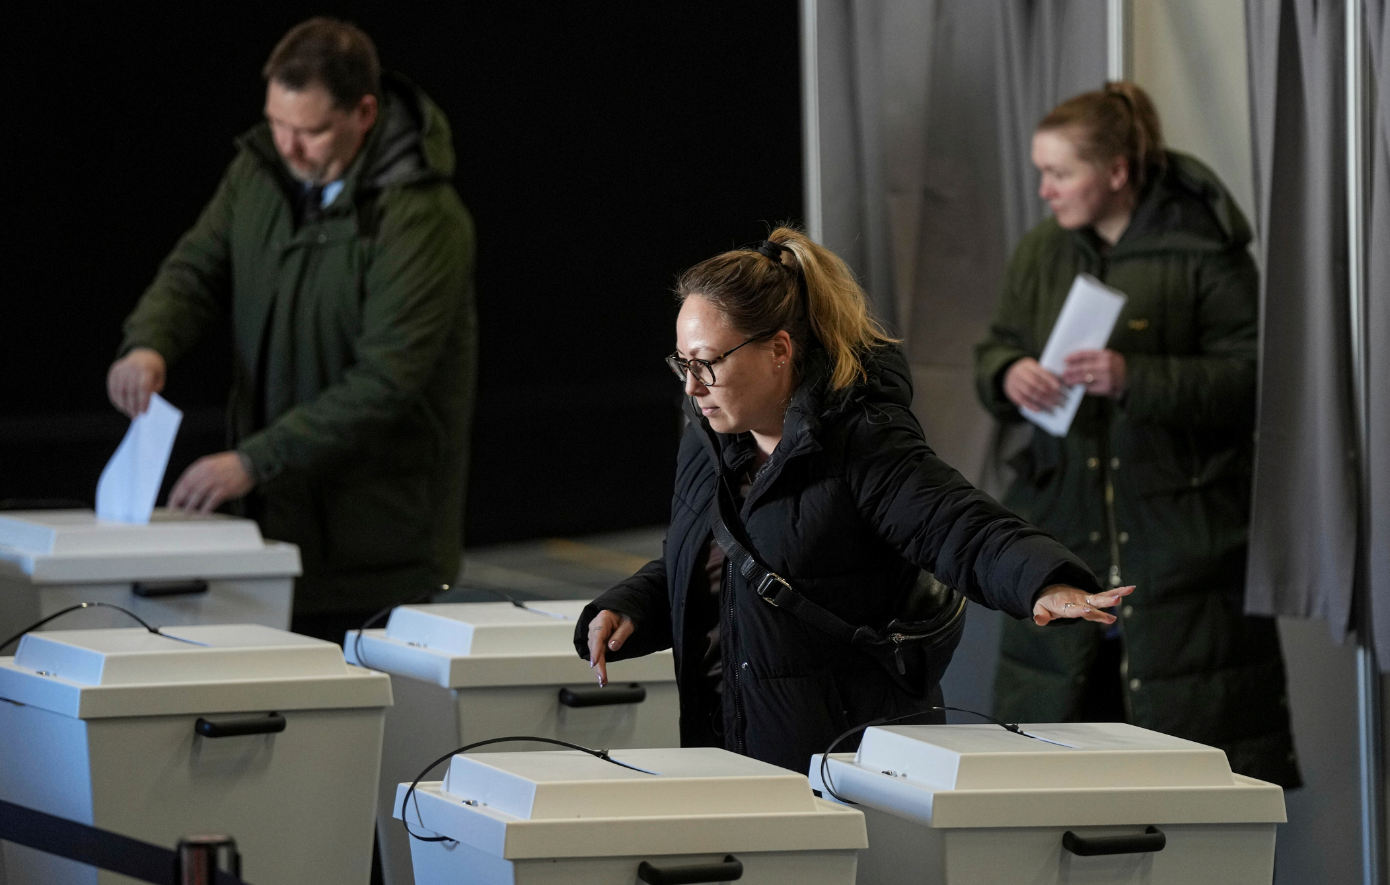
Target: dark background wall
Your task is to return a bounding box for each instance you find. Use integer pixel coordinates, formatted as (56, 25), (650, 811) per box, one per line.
(1, 4), (802, 545)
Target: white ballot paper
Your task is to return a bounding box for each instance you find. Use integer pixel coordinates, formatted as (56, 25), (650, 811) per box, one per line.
(95, 393), (183, 524)
(1022, 273), (1127, 437)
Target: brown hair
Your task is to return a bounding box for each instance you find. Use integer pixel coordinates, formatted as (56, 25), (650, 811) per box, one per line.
(676, 226), (896, 391)
(263, 17), (380, 110)
(1038, 81), (1165, 192)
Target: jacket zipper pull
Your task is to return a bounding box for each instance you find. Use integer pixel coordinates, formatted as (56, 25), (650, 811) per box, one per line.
(894, 642), (907, 675)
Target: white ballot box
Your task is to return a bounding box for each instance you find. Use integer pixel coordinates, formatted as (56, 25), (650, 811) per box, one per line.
(809, 722), (1285, 885)
(0, 624), (391, 885)
(0, 510), (300, 641)
(346, 600), (680, 885)
(395, 746), (866, 884)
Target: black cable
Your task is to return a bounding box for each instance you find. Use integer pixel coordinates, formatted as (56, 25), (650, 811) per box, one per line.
(350, 585), (446, 672)
(817, 705), (1043, 805)
(469, 584), (534, 610)
(400, 736), (657, 843)
(0, 603), (164, 654)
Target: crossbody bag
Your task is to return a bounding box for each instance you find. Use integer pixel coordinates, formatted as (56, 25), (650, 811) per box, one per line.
(710, 477), (968, 698)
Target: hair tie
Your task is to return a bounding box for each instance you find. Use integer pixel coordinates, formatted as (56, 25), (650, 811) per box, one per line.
(752, 240), (788, 263)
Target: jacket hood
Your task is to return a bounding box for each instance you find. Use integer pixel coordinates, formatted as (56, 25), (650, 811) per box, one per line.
(363, 71), (455, 187)
(239, 70), (454, 196)
(1079, 150), (1252, 257)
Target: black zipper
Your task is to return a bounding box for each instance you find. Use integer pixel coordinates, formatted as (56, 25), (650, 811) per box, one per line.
(725, 556), (747, 754)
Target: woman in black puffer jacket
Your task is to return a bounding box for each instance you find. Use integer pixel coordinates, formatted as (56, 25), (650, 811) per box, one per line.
(574, 227), (1128, 773)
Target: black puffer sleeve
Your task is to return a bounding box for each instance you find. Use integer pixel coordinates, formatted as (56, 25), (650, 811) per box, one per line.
(574, 550), (676, 661)
(847, 406), (1102, 619)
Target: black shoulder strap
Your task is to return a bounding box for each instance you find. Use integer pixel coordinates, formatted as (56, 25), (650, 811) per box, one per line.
(710, 476), (866, 646)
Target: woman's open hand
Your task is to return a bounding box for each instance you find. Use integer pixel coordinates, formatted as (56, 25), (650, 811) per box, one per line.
(586, 609), (635, 687)
(1033, 584), (1135, 626)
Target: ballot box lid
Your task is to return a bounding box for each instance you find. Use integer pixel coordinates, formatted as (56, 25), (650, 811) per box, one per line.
(396, 747), (867, 859)
(0, 509), (300, 582)
(347, 602), (675, 687)
(383, 602), (582, 655)
(0, 624), (390, 719)
(809, 722), (1286, 828)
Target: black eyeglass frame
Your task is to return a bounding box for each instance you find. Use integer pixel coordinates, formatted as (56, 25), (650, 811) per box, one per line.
(666, 332), (777, 386)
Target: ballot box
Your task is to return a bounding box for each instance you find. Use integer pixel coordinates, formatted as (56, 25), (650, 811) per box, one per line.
(0, 624), (391, 885)
(396, 746), (867, 884)
(346, 600), (680, 885)
(809, 722), (1285, 885)
(0, 509), (300, 641)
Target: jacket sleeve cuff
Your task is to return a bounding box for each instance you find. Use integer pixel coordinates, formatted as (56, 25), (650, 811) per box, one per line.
(1027, 561), (1105, 608)
(975, 350), (1028, 417)
(236, 435), (284, 485)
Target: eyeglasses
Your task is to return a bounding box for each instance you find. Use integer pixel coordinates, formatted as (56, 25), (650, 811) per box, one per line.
(666, 333), (773, 386)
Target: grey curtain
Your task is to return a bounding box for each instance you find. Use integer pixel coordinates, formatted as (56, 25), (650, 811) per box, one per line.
(807, 0), (1104, 481)
(1368, 0), (1390, 655)
(809, 0), (925, 333)
(994, 1), (1109, 248)
(1244, 0), (1359, 635)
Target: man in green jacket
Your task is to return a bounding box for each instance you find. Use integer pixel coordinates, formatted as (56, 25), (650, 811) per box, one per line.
(107, 18), (477, 641)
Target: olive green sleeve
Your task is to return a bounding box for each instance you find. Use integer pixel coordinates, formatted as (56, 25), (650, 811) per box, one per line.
(237, 191), (475, 482)
(974, 243), (1038, 420)
(1120, 248), (1259, 430)
(119, 157), (241, 363)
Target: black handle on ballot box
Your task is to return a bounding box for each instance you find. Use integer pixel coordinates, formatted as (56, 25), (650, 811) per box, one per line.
(637, 854), (743, 884)
(559, 683), (647, 708)
(1063, 826), (1166, 856)
(133, 579), (210, 598)
(195, 713), (287, 739)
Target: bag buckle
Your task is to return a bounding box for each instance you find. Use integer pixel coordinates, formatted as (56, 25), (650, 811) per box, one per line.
(754, 572), (792, 606)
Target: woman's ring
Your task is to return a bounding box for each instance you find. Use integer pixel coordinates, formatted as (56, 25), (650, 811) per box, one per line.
(1084, 373), (1095, 384)
(1063, 602), (1077, 610)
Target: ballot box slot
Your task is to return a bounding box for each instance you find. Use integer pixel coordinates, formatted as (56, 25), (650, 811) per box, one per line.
(1062, 825), (1166, 856)
(133, 579), (209, 598)
(559, 683), (647, 707)
(637, 853), (744, 884)
(195, 712), (287, 739)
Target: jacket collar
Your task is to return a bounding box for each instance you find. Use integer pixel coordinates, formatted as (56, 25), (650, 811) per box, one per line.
(1067, 149), (1252, 261)
(686, 344), (913, 499)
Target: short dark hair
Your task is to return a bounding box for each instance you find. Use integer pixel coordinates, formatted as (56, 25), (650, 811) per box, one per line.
(262, 17), (380, 109)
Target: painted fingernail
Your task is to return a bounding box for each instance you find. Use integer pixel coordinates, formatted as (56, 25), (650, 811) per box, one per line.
(609, 640), (619, 649)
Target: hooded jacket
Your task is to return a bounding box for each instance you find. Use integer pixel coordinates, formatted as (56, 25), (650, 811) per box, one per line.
(121, 73), (477, 615)
(975, 151), (1300, 786)
(576, 345), (1102, 772)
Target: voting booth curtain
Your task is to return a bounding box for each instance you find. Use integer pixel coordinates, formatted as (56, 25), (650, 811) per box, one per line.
(1368, 0), (1390, 666)
(802, 0), (1105, 481)
(1244, 0), (1390, 661)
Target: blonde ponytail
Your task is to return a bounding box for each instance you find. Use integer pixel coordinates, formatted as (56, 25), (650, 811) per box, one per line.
(675, 225), (896, 391)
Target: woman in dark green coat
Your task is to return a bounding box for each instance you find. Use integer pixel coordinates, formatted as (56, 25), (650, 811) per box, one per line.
(975, 82), (1300, 787)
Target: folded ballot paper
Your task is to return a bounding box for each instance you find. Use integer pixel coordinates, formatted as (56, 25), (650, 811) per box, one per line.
(95, 393), (183, 524)
(1022, 274), (1126, 437)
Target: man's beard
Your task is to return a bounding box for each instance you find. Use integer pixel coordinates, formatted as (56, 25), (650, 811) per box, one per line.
(284, 159), (330, 185)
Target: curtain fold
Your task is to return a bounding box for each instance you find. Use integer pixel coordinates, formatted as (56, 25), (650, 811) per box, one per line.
(995, 1), (1089, 246)
(809, 0), (925, 333)
(1244, 0), (1359, 637)
(1367, 0), (1390, 655)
